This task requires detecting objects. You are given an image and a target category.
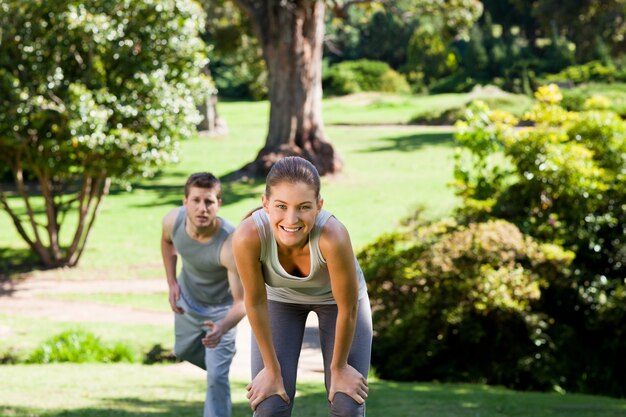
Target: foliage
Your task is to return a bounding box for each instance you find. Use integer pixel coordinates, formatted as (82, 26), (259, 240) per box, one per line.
(560, 82), (626, 118)
(355, 10), (414, 70)
(360, 217), (573, 388)
(452, 84), (626, 396)
(26, 329), (136, 363)
(0, 0), (210, 267)
(324, 59), (410, 95)
(410, 87), (532, 125)
(404, 24), (458, 90)
(544, 60), (626, 85)
(5, 365), (626, 417)
(200, 0), (267, 100)
(530, 0), (626, 62)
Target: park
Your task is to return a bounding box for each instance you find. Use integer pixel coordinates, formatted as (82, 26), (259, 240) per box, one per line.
(2, 1), (626, 416)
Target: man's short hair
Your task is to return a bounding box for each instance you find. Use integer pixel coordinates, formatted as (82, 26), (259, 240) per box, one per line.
(184, 172), (221, 198)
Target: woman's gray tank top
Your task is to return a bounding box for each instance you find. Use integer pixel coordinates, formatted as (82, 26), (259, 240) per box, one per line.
(251, 209), (367, 304)
(172, 207), (235, 307)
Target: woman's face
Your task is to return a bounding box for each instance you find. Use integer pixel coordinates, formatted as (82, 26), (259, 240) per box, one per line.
(262, 181), (323, 249)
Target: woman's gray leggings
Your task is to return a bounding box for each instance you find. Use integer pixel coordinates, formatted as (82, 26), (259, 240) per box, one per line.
(251, 296), (373, 417)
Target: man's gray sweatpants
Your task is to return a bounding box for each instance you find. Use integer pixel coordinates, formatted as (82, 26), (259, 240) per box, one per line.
(174, 294), (236, 417)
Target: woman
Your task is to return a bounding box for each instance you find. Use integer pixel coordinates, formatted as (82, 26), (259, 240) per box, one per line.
(233, 156), (372, 417)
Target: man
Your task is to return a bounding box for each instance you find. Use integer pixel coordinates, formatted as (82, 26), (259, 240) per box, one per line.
(161, 172), (245, 417)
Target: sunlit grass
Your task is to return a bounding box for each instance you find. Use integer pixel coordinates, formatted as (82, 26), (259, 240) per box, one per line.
(1, 94), (459, 273)
(37, 292), (170, 313)
(1, 364), (625, 417)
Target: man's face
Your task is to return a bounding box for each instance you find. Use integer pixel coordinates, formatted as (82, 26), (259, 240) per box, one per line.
(183, 186), (221, 229)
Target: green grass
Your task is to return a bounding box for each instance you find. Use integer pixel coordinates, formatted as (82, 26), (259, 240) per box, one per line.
(1, 364), (625, 417)
(0, 313), (171, 358)
(4, 94), (626, 415)
(37, 292), (170, 313)
(322, 92), (468, 125)
(0, 94), (459, 275)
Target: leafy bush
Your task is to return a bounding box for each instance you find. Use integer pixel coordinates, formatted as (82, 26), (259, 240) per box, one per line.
(428, 72), (477, 94)
(561, 83), (626, 117)
(360, 218), (573, 388)
(404, 25), (458, 90)
(0, 0), (211, 267)
(410, 87), (532, 125)
(452, 84), (626, 396)
(26, 330), (136, 364)
(544, 61), (626, 84)
(409, 106), (466, 125)
(323, 59), (410, 95)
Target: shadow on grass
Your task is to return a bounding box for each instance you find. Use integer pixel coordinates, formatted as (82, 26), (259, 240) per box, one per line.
(110, 174), (263, 209)
(0, 400), (244, 417)
(3, 380), (626, 417)
(0, 392), (330, 417)
(361, 132), (454, 153)
(0, 247), (42, 286)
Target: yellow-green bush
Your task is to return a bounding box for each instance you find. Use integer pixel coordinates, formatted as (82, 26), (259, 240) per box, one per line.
(323, 59), (410, 95)
(451, 84), (626, 396)
(360, 218), (572, 387)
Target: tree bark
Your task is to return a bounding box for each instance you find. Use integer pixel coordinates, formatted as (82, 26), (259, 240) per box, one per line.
(231, 0), (342, 179)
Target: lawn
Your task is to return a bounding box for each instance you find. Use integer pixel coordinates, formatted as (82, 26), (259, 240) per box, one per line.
(3, 93), (626, 417)
(0, 94), (460, 276)
(2, 364), (626, 417)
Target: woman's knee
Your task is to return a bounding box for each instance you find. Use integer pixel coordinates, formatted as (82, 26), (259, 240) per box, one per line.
(329, 392), (365, 417)
(254, 395), (292, 417)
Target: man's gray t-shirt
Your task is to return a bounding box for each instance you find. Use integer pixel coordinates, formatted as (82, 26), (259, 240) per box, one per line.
(172, 207), (235, 307)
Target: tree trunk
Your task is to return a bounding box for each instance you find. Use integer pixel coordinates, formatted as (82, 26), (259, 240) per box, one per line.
(231, 0), (342, 179)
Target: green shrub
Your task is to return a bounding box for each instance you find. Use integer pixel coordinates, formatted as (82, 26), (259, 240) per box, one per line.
(452, 84), (626, 396)
(26, 329), (136, 364)
(428, 72), (477, 94)
(561, 83), (626, 117)
(360, 218), (573, 388)
(324, 59), (410, 95)
(410, 87), (532, 125)
(409, 106), (466, 125)
(404, 25), (458, 88)
(544, 61), (625, 84)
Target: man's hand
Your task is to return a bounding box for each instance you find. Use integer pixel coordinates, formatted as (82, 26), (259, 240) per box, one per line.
(201, 320), (224, 348)
(328, 364), (368, 405)
(168, 283), (184, 314)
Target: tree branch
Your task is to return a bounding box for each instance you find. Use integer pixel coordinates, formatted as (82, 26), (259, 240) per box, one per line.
(35, 165), (62, 262)
(68, 175), (111, 266)
(13, 155), (48, 254)
(0, 191), (37, 250)
(66, 174), (95, 260)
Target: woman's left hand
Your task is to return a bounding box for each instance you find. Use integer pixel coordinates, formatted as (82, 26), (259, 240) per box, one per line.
(328, 364), (369, 404)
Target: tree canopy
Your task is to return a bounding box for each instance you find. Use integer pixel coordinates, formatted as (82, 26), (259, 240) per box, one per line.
(0, 0), (211, 267)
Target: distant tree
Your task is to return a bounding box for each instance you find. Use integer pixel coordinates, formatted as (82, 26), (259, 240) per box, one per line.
(532, 0), (626, 61)
(228, 0), (340, 177)
(200, 0), (267, 100)
(0, 0), (211, 268)
(228, 0), (481, 178)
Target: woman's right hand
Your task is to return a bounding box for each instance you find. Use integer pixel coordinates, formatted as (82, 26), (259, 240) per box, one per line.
(168, 283), (184, 314)
(246, 367), (290, 410)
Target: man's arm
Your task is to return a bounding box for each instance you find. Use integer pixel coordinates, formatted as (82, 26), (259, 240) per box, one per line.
(202, 234), (246, 348)
(161, 208), (183, 314)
